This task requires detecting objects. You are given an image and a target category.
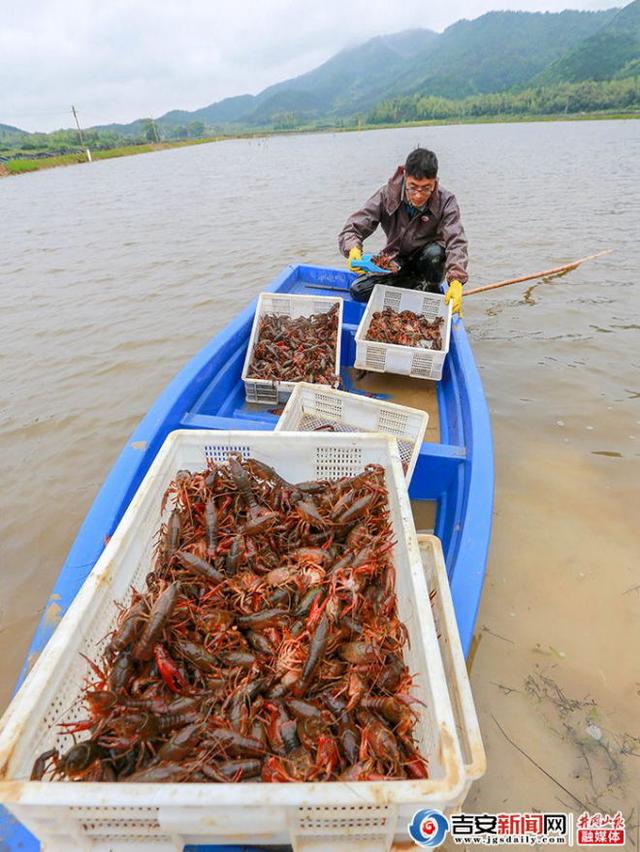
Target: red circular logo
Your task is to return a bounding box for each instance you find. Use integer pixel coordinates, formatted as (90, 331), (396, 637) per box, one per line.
(421, 818), (437, 837)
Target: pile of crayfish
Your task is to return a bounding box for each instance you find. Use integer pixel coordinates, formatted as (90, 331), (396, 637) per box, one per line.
(371, 252), (401, 273)
(365, 307), (444, 350)
(247, 303), (341, 387)
(32, 456), (429, 784)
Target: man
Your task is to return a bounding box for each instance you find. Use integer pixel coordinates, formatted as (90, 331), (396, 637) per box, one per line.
(338, 147), (467, 315)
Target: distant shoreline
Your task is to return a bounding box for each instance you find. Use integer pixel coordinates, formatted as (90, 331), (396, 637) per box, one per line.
(2, 110), (638, 177)
(0, 137), (223, 177)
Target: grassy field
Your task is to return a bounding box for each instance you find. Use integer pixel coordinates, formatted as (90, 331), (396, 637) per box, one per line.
(2, 110), (638, 177)
(1, 137), (224, 175)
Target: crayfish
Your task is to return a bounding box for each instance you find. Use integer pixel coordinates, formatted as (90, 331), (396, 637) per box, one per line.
(34, 455), (429, 784)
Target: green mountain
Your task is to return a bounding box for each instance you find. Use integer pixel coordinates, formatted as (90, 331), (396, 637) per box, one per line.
(248, 30), (439, 121)
(536, 0), (640, 83)
(147, 7), (620, 129)
(154, 29), (439, 131)
(380, 10), (618, 100)
(0, 123), (27, 138)
(160, 94), (256, 127)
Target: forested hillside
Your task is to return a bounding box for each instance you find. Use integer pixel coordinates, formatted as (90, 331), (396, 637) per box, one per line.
(535, 0), (640, 84)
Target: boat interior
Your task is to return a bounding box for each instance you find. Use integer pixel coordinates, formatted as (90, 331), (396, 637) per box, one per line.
(182, 272), (442, 536)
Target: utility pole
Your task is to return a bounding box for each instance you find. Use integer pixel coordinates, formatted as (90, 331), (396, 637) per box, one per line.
(71, 105), (92, 162)
(151, 117), (160, 143)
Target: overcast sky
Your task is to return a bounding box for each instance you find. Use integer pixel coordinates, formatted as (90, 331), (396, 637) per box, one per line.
(1, 0), (624, 133)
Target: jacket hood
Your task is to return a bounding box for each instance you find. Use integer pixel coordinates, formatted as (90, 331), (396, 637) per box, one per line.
(385, 166), (406, 215)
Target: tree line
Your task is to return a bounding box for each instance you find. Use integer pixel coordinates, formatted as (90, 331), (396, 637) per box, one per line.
(367, 77), (640, 124)
(0, 120), (210, 157)
(3, 76), (638, 159)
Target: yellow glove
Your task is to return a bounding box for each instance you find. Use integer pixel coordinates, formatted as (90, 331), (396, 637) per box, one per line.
(445, 279), (464, 317)
(348, 246), (364, 274)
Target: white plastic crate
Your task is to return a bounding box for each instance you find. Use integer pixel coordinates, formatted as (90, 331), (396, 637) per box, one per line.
(242, 292), (343, 405)
(0, 431), (466, 852)
(419, 534), (486, 807)
(354, 284), (452, 381)
(274, 382), (428, 484)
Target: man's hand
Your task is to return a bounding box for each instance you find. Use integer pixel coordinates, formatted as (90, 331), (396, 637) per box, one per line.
(445, 279), (464, 317)
(348, 246), (364, 274)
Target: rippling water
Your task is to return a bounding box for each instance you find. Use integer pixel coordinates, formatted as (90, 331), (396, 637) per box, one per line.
(1, 120), (638, 820)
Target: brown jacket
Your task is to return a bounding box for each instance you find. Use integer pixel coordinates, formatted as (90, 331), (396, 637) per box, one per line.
(338, 165), (469, 284)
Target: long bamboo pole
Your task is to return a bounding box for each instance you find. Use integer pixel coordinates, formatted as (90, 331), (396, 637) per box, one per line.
(465, 249), (612, 297)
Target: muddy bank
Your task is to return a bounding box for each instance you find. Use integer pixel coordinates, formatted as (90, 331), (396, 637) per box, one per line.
(453, 425), (639, 842)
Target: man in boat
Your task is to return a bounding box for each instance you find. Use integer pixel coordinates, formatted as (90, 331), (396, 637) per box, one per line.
(338, 147), (467, 316)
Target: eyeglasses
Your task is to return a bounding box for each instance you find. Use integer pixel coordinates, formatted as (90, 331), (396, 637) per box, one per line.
(405, 180), (436, 197)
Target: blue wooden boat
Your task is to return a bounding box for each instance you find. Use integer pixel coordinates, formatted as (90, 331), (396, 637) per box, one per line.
(0, 265), (493, 850)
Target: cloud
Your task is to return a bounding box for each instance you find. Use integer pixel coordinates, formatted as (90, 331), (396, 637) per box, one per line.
(1, 0), (624, 132)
